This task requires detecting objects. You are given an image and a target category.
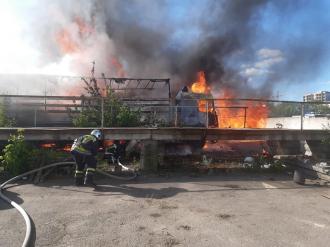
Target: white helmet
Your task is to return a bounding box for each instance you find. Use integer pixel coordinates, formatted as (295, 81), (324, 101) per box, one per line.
(91, 129), (102, 140)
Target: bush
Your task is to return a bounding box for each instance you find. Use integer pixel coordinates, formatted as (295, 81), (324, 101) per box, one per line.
(0, 130), (32, 176)
(72, 107), (101, 127)
(116, 105), (140, 127)
(0, 130), (72, 177)
(73, 94), (142, 127)
(0, 102), (14, 127)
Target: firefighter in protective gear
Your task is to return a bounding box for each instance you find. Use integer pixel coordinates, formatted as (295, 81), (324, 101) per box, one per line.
(70, 129), (102, 186)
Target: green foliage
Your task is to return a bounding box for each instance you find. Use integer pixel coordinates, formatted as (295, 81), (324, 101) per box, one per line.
(0, 130), (70, 177)
(269, 103), (301, 117)
(73, 93), (142, 127)
(72, 107), (101, 127)
(304, 104), (330, 115)
(269, 102), (330, 118)
(116, 105), (140, 127)
(103, 94), (121, 126)
(0, 130), (32, 176)
(0, 103), (14, 127)
(103, 93), (141, 127)
(72, 69), (142, 127)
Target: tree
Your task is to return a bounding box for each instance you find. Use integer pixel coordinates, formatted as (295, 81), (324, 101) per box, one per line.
(71, 67), (141, 127)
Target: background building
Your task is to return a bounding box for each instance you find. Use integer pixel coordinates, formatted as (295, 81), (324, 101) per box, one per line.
(303, 91), (330, 102)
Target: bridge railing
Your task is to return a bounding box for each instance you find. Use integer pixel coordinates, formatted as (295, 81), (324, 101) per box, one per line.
(1, 95), (330, 130)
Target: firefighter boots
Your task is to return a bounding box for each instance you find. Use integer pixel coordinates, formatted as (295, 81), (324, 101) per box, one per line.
(74, 170), (84, 186)
(84, 168), (96, 187)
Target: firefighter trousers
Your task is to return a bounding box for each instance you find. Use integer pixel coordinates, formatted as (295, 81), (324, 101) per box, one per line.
(71, 151), (97, 180)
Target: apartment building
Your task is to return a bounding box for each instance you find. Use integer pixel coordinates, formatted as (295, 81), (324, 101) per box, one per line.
(303, 91), (330, 102)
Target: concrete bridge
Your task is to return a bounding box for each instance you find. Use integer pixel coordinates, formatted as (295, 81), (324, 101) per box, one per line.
(0, 127), (328, 173)
(0, 127), (327, 141)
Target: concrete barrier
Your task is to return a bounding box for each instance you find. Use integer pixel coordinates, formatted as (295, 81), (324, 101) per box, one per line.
(267, 116), (330, 130)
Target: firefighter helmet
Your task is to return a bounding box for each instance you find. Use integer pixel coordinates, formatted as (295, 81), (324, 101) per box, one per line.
(91, 129), (102, 140)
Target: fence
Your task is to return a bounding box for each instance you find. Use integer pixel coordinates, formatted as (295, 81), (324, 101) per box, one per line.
(0, 95), (330, 129)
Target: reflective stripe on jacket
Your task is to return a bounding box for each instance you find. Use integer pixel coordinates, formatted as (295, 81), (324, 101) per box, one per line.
(71, 135), (98, 155)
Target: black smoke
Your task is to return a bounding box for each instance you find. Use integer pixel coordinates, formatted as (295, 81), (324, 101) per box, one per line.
(11, 0), (330, 98)
(98, 0), (267, 95)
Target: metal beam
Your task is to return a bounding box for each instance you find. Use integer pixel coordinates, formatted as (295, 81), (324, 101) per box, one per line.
(0, 128), (327, 141)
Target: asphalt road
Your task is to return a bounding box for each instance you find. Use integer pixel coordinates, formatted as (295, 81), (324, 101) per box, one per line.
(1, 173), (329, 247)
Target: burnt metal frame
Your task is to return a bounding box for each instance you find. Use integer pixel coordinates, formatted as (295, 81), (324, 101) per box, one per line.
(97, 77), (171, 99)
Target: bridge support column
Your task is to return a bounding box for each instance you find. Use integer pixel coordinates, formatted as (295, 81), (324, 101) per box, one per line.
(140, 140), (164, 172)
(267, 140), (303, 155)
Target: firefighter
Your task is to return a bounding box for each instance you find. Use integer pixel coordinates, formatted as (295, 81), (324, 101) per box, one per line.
(106, 140), (127, 163)
(70, 129), (102, 186)
(105, 140), (127, 172)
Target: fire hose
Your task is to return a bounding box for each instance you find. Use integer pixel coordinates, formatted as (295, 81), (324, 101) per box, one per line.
(0, 161), (137, 247)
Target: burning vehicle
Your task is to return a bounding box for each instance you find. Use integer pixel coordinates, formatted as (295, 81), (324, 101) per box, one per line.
(175, 85), (218, 128)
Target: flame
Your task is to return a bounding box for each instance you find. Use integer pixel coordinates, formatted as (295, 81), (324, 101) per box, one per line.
(54, 16), (127, 96)
(62, 144), (72, 152)
(40, 143), (72, 152)
(56, 29), (79, 54)
(74, 16), (94, 37)
(190, 71), (268, 128)
(216, 89), (268, 128)
(110, 57), (127, 77)
(41, 143), (56, 149)
(103, 140), (114, 147)
(190, 71), (212, 112)
(191, 71), (210, 94)
(56, 16), (93, 55)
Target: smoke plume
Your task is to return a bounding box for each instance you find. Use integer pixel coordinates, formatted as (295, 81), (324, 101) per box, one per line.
(1, 0), (329, 98)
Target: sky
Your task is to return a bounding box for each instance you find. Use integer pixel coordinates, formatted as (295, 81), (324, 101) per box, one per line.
(0, 0), (329, 100)
(254, 0), (330, 100)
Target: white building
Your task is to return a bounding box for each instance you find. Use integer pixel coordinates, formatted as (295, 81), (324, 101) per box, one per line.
(303, 91), (330, 102)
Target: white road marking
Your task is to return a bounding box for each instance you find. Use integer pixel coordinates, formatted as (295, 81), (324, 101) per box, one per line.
(314, 223), (326, 228)
(299, 219), (327, 228)
(261, 182), (277, 189)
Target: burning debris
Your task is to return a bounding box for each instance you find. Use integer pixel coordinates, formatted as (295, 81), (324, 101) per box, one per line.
(216, 90), (269, 128)
(39, 142), (72, 152)
(185, 71), (269, 128)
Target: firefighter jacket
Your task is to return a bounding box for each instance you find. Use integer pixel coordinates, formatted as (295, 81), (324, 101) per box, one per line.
(71, 134), (99, 156)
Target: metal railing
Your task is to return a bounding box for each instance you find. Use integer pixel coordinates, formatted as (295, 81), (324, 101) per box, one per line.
(1, 95), (330, 130)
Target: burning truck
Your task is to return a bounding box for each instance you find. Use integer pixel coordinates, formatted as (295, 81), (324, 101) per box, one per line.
(175, 85), (218, 128)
